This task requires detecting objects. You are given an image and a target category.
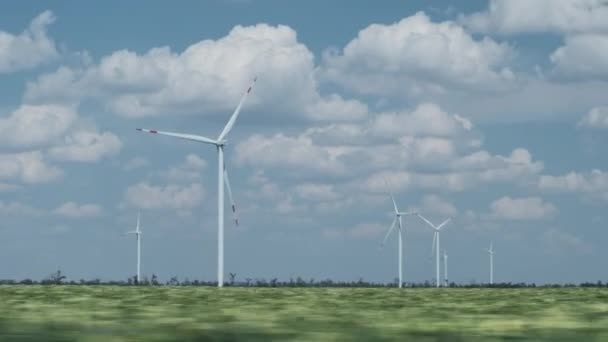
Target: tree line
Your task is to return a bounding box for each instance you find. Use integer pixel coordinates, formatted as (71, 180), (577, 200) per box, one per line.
(0, 270), (607, 288)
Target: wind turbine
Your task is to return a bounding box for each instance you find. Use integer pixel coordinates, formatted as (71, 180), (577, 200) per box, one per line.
(137, 77), (256, 287)
(443, 250), (448, 287)
(124, 212), (142, 283)
(416, 213), (451, 287)
(485, 242), (495, 285)
(380, 184), (415, 288)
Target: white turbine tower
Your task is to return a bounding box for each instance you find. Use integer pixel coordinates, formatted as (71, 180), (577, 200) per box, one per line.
(417, 213), (451, 287)
(380, 188), (415, 288)
(485, 242), (495, 285)
(124, 212), (142, 283)
(137, 77), (256, 288)
(443, 250), (448, 287)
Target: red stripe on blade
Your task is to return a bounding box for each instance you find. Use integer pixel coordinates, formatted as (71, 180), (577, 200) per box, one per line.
(150, 130), (158, 133)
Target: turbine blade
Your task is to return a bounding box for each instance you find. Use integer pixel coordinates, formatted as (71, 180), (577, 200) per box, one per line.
(136, 129), (218, 145)
(382, 177), (399, 214)
(136, 212), (140, 233)
(398, 211), (417, 216)
(436, 217), (452, 230)
(416, 213), (436, 230)
(431, 232), (437, 258)
(217, 77), (257, 142)
(223, 164), (239, 227)
(381, 218), (397, 247)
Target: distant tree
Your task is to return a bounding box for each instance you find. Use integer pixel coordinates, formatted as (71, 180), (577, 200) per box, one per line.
(168, 276), (179, 286)
(45, 270), (66, 285)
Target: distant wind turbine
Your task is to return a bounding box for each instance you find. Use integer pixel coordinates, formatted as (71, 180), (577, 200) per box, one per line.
(417, 213), (451, 288)
(137, 77), (256, 287)
(124, 212), (142, 283)
(380, 181), (415, 288)
(443, 250), (448, 287)
(485, 242), (495, 285)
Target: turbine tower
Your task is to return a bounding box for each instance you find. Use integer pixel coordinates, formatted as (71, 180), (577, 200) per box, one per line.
(485, 242), (495, 285)
(380, 186), (415, 288)
(124, 212), (142, 283)
(416, 213), (451, 287)
(443, 250), (448, 287)
(137, 77), (256, 287)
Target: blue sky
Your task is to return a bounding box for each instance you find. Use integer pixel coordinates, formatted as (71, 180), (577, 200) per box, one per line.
(1, 0), (608, 284)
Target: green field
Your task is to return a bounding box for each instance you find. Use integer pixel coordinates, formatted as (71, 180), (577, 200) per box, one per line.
(0, 286), (607, 341)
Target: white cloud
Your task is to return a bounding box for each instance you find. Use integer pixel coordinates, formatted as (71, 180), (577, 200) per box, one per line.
(294, 183), (341, 201)
(0, 201), (43, 216)
(460, 0), (608, 34)
(158, 154), (206, 182)
(364, 148), (542, 193)
(321, 12), (515, 97)
(0, 151), (61, 184)
(54, 202), (103, 218)
(123, 157), (149, 171)
(371, 103), (473, 138)
(0, 11), (58, 73)
(235, 133), (346, 175)
(124, 182), (203, 210)
(579, 106), (608, 128)
(539, 169), (608, 199)
(25, 23), (367, 121)
(323, 223), (386, 240)
(419, 195), (458, 217)
(542, 229), (592, 254)
(48, 130), (122, 162)
(550, 34), (608, 80)
(490, 196), (557, 220)
(0, 105), (77, 147)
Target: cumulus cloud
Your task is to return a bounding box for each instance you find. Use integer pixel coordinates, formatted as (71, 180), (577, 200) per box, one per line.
(294, 183), (341, 201)
(363, 148), (543, 193)
(235, 133), (347, 175)
(578, 107), (608, 128)
(124, 182), (203, 210)
(321, 12), (515, 97)
(236, 103), (484, 178)
(0, 10), (58, 73)
(48, 130), (122, 162)
(539, 169), (608, 200)
(0, 105), (77, 148)
(123, 157), (149, 171)
(490, 196), (557, 220)
(0, 151), (61, 184)
(370, 103), (474, 138)
(460, 0), (608, 34)
(0, 201), (43, 216)
(542, 229), (592, 254)
(323, 223), (386, 240)
(54, 202), (103, 218)
(158, 154), (206, 182)
(550, 34), (608, 80)
(419, 195), (458, 217)
(25, 23), (367, 121)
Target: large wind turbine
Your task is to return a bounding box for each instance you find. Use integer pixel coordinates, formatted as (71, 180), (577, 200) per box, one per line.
(124, 212), (142, 283)
(380, 187), (415, 288)
(485, 242), (495, 285)
(417, 213), (451, 287)
(137, 77), (256, 287)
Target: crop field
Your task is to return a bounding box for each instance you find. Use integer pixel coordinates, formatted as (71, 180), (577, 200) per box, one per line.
(0, 286), (607, 341)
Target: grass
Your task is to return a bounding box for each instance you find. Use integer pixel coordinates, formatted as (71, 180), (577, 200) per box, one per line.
(0, 286), (607, 341)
